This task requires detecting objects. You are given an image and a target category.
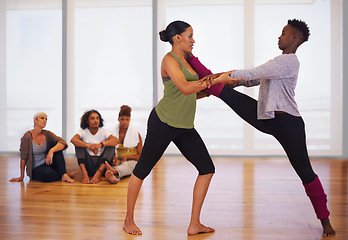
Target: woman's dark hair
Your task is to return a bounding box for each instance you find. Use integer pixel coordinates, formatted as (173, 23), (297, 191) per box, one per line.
(159, 20), (191, 45)
(119, 105), (132, 118)
(80, 109), (104, 129)
(288, 19), (310, 43)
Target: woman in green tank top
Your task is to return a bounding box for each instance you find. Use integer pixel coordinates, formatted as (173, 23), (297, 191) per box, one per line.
(123, 20), (238, 236)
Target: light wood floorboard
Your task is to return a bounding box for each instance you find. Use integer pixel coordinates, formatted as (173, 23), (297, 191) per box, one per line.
(1, 154), (347, 240)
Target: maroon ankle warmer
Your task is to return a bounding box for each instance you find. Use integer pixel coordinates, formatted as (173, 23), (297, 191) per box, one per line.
(303, 175), (330, 220)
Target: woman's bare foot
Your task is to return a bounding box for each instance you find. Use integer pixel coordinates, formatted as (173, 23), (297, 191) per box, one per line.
(61, 173), (74, 183)
(105, 170), (118, 184)
(105, 161), (118, 175)
(105, 161), (112, 169)
(321, 219), (336, 237)
(187, 222), (215, 236)
(68, 171), (79, 179)
(123, 219), (142, 235)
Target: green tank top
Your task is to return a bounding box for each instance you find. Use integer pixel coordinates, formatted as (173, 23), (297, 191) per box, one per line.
(155, 52), (199, 129)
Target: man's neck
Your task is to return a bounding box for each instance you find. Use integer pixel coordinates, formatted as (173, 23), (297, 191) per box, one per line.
(283, 44), (299, 54)
(88, 127), (99, 135)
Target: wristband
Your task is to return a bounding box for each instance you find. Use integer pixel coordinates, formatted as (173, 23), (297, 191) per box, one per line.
(100, 142), (104, 147)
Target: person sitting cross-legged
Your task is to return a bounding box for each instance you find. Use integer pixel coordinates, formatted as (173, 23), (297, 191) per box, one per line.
(71, 109), (119, 184)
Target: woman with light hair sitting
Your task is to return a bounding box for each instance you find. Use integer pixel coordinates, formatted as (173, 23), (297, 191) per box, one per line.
(10, 112), (76, 183)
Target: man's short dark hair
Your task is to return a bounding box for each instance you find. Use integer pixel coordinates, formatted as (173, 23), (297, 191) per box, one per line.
(288, 19), (310, 43)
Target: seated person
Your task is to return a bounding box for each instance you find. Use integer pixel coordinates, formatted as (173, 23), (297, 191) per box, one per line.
(71, 109), (119, 184)
(10, 112), (76, 183)
(105, 105), (142, 184)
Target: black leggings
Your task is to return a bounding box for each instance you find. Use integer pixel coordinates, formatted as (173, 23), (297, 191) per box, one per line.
(32, 151), (67, 182)
(219, 85), (316, 184)
(133, 109), (215, 180)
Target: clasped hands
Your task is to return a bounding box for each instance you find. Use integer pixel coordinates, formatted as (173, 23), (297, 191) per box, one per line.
(198, 71), (243, 87)
(88, 143), (103, 155)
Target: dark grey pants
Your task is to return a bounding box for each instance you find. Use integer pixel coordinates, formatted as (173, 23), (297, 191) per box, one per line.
(75, 146), (115, 177)
(219, 85), (316, 184)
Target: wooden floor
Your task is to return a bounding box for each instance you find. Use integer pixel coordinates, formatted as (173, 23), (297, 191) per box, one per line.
(1, 154), (347, 240)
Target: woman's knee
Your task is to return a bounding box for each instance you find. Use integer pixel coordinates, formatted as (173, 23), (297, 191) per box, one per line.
(198, 163), (215, 176)
(33, 167), (60, 182)
(53, 150), (65, 162)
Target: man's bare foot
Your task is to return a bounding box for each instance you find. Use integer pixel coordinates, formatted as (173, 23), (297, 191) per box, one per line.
(105, 170), (118, 184)
(90, 170), (102, 184)
(321, 219), (336, 237)
(81, 176), (90, 184)
(123, 219), (142, 235)
(187, 223), (215, 236)
(90, 176), (100, 184)
(61, 173), (74, 183)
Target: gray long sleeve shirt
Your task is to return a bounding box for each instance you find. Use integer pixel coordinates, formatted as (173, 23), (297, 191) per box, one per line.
(230, 53), (301, 119)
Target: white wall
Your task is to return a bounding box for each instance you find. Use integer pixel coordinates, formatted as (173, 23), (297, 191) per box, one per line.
(342, 0), (348, 158)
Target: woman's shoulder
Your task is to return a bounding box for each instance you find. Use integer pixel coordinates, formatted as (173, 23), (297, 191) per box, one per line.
(20, 131), (33, 147)
(111, 124), (119, 131)
(163, 52), (176, 62)
(162, 52), (181, 68)
(128, 124), (139, 132)
(43, 130), (62, 140)
(161, 53), (181, 77)
(21, 131), (32, 139)
(43, 129), (54, 135)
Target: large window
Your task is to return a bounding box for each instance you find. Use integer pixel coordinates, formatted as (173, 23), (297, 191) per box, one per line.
(162, 0), (342, 156)
(66, 0), (153, 153)
(252, 0), (342, 155)
(0, 0), (62, 152)
(0, 0), (343, 156)
(161, 1), (246, 155)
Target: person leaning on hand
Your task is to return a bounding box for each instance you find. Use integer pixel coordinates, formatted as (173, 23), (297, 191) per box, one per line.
(10, 112), (76, 183)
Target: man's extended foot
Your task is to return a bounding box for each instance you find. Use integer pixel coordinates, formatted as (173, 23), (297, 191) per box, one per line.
(321, 219), (336, 237)
(123, 219), (142, 235)
(187, 222), (215, 236)
(105, 170), (118, 184)
(61, 173), (74, 183)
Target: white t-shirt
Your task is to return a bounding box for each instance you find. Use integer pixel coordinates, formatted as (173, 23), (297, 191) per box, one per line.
(77, 128), (111, 156)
